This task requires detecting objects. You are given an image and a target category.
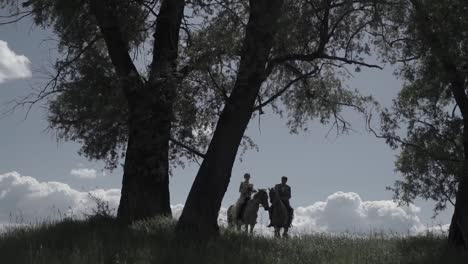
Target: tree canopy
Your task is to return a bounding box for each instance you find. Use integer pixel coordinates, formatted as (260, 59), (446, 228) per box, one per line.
(0, 0), (382, 170)
(374, 0), (468, 248)
(375, 0), (468, 215)
(2, 0), (390, 234)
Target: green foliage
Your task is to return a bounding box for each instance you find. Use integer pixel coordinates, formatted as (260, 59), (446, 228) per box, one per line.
(182, 0), (384, 137)
(269, 0), (382, 133)
(0, 218), (466, 264)
(1, 0), (212, 169)
(376, 0), (468, 214)
(2, 0), (390, 169)
(47, 47), (129, 169)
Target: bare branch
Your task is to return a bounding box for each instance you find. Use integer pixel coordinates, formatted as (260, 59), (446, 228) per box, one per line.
(268, 51), (383, 74)
(367, 113), (462, 163)
(254, 66), (320, 111)
(2, 35), (101, 119)
(170, 137), (206, 159)
(207, 67), (229, 101)
(319, 54), (383, 69)
(0, 10), (32, 26)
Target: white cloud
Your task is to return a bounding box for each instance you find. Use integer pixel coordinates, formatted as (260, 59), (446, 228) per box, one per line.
(424, 224), (450, 235)
(0, 40), (32, 83)
(0, 172), (448, 236)
(293, 191), (427, 235)
(70, 168), (97, 179)
(0, 172), (119, 224)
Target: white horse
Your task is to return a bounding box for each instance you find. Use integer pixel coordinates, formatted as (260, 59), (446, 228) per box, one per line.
(227, 189), (269, 234)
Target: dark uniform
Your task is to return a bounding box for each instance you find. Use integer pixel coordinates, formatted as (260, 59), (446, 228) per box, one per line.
(274, 183), (293, 227)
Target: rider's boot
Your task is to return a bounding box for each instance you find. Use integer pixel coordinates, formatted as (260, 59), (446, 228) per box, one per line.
(238, 201), (246, 221)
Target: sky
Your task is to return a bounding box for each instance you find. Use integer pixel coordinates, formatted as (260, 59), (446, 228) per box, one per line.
(0, 12), (453, 234)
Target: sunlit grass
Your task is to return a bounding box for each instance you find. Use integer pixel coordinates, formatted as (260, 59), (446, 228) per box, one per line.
(1, 214), (467, 264)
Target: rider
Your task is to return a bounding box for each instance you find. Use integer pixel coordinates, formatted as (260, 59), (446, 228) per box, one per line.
(268, 176), (293, 227)
(237, 173), (257, 220)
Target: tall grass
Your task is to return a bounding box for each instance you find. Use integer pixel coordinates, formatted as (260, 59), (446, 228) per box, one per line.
(0, 215), (466, 264)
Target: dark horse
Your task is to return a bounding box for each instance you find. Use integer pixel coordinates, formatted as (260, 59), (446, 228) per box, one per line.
(268, 188), (292, 238)
(227, 189), (270, 234)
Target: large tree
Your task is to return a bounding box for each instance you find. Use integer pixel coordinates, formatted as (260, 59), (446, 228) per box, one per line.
(374, 0), (468, 249)
(2, 0), (385, 235)
(91, 0), (186, 222)
(1, 0), (186, 222)
(176, 0), (388, 235)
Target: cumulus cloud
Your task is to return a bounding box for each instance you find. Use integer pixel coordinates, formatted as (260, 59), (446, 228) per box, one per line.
(0, 172), (119, 224)
(0, 172), (447, 236)
(293, 191), (427, 235)
(0, 40), (32, 83)
(425, 224), (450, 235)
(70, 168), (97, 179)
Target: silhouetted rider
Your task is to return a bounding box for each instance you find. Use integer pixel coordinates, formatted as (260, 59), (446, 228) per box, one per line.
(268, 176), (293, 227)
(237, 173), (256, 220)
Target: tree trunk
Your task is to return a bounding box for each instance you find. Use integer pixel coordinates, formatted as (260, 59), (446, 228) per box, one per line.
(117, 90), (173, 222)
(176, 0), (284, 236)
(448, 118), (468, 249)
(90, 0), (185, 222)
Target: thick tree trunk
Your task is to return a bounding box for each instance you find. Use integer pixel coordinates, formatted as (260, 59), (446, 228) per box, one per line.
(176, 0), (284, 236)
(90, 0), (185, 222)
(118, 0), (185, 222)
(448, 118), (468, 249)
(117, 91), (173, 221)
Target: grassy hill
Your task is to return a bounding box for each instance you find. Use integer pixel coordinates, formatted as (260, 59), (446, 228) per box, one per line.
(0, 215), (467, 264)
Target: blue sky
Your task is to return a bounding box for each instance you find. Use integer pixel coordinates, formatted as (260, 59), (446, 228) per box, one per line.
(0, 13), (453, 232)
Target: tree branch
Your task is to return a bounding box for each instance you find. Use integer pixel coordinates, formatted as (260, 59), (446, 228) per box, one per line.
(148, 0), (185, 84)
(318, 54), (383, 69)
(253, 66), (320, 111)
(367, 113), (462, 163)
(89, 0), (143, 96)
(207, 67), (229, 101)
(170, 137), (206, 158)
(0, 10), (32, 26)
(267, 51), (383, 74)
(2, 35), (101, 119)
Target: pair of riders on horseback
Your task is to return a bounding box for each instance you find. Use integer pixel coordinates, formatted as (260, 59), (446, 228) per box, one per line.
(237, 173), (293, 227)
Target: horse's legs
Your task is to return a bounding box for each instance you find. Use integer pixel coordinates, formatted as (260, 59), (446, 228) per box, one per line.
(274, 227), (280, 238)
(243, 224), (248, 233)
(282, 227), (289, 239)
(236, 223), (241, 232)
(249, 224), (254, 235)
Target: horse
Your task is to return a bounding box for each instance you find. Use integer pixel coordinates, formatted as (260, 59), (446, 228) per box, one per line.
(227, 189), (270, 234)
(268, 188), (291, 238)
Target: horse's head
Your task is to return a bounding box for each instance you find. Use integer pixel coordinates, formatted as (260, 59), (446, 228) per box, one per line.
(254, 189), (270, 210)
